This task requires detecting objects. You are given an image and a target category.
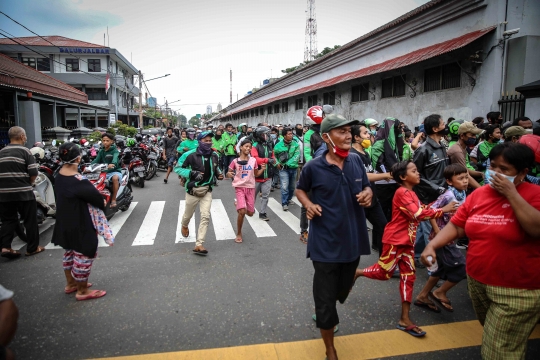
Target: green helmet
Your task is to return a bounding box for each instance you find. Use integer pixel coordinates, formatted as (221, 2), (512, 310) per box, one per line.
(448, 119), (464, 140)
(126, 138), (136, 147)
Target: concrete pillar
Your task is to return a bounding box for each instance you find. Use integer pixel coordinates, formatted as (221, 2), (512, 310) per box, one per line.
(52, 100), (57, 127)
(77, 107), (81, 128)
(94, 110), (98, 128)
(19, 100), (42, 147)
(13, 92), (19, 126)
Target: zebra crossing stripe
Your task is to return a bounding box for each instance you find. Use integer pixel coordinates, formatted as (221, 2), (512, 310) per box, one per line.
(132, 201), (165, 246)
(246, 209), (277, 237)
(175, 200), (196, 243)
(210, 199), (237, 240)
(267, 198), (301, 234)
(98, 202), (138, 247)
(291, 196), (302, 207)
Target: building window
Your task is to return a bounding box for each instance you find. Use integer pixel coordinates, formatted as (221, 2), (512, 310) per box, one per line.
(88, 59), (101, 72)
(267, 106), (273, 114)
(424, 63), (461, 92)
(22, 57), (36, 69)
(255, 108), (259, 116)
(352, 83), (370, 102)
(86, 88), (108, 100)
(260, 108), (264, 116)
(66, 58), (79, 72)
(323, 91), (335, 105)
(282, 102), (288, 112)
(382, 75), (406, 98)
(274, 104), (280, 114)
(251, 110), (254, 117)
(36, 58), (50, 71)
(295, 98), (303, 110)
(307, 95), (317, 108)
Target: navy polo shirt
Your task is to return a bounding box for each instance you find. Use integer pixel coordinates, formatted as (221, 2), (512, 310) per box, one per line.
(297, 151), (371, 263)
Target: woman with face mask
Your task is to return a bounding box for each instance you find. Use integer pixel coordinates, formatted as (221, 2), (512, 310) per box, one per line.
(422, 142), (540, 360)
(350, 125), (392, 253)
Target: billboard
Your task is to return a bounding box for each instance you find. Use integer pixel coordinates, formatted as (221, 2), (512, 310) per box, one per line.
(147, 97), (157, 107)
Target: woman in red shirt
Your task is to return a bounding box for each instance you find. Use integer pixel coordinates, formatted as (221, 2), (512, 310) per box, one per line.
(422, 142), (540, 360)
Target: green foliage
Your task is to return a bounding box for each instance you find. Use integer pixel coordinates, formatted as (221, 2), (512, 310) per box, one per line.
(88, 131), (102, 143)
(116, 124), (137, 137)
(188, 116), (200, 127)
(106, 127), (116, 136)
(178, 114), (188, 127)
(314, 45), (341, 59)
(281, 45), (341, 74)
(143, 125), (153, 129)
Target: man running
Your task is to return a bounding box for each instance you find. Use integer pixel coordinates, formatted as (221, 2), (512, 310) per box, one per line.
(162, 127), (179, 184)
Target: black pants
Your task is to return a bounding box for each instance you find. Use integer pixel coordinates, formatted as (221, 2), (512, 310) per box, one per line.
(364, 201), (387, 253)
(0, 199), (39, 253)
(224, 155), (236, 171)
(375, 183), (399, 222)
(312, 257), (360, 330)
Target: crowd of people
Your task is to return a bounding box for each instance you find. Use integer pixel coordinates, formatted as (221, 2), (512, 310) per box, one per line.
(1, 106), (539, 359)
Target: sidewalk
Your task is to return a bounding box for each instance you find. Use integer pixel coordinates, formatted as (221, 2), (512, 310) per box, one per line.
(97, 321), (540, 360)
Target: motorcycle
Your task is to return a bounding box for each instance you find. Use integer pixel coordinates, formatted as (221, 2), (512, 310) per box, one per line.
(122, 147), (145, 188)
(34, 171), (56, 224)
(83, 163), (133, 220)
(145, 144), (159, 180)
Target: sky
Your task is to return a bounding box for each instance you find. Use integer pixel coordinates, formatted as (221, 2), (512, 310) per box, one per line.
(1, 0), (429, 118)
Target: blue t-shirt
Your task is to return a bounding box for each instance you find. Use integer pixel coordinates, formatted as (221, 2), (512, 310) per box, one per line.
(296, 151), (371, 263)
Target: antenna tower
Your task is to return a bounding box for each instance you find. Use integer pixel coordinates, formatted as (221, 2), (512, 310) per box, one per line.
(304, 0), (318, 62)
(230, 69), (233, 104)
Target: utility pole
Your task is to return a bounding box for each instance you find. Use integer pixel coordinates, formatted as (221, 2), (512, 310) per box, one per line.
(165, 99), (169, 127)
(138, 70), (143, 129)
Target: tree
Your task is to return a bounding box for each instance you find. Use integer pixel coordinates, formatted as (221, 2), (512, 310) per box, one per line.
(178, 114), (188, 127)
(188, 116), (201, 127)
(281, 45), (341, 74)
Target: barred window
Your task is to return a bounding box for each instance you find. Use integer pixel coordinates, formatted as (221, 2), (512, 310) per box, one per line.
(424, 63), (461, 92)
(267, 106), (273, 114)
(260, 108), (264, 116)
(295, 98), (303, 110)
(251, 110), (254, 117)
(307, 95), (317, 108)
(255, 108), (259, 116)
(382, 76), (406, 98)
(351, 86), (360, 102)
(352, 83), (369, 102)
(282, 102), (288, 112)
(274, 104), (280, 114)
(323, 91), (335, 105)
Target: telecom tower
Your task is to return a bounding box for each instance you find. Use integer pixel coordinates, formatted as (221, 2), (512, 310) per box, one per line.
(304, 0), (318, 62)
(230, 69), (233, 104)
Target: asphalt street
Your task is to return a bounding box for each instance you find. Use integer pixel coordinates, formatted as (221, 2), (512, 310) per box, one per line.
(1, 173), (538, 359)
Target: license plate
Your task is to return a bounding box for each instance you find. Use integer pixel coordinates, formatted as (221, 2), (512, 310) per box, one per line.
(85, 173), (100, 180)
(134, 166), (145, 172)
(148, 154), (157, 160)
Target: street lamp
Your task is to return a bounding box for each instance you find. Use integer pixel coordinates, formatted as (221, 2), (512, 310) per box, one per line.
(139, 73), (170, 129)
(144, 74), (170, 82)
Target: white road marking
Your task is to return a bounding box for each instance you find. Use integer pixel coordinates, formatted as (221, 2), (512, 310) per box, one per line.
(246, 209), (277, 237)
(210, 199), (237, 240)
(131, 201), (165, 246)
(98, 202), (138, 247)
(175, 200), (196, 243)
(291, 196), (302, 207)
(267, 198), (301, 234)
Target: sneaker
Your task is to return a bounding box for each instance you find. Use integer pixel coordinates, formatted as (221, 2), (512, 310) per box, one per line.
(259, 213), (269, 221)
(163, 178), (168, 184)
(282, 204), (289, 211)
(288, 200), (294, 205)
(456, 239), (469, 250)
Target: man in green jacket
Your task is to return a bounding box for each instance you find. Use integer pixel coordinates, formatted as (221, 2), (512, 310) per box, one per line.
(91, 132), (121, 207)
(222, 123), (238, 170)
(274, 127), (300, 211)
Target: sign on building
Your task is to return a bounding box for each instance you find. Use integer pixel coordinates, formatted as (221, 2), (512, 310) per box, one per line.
(147, 97), (156, 107)
(109, 113), (116, 125)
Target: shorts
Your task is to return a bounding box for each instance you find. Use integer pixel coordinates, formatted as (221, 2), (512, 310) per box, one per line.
(235, 187), (255, 213)
(167, 155), (176, 167)
(312, 257), (360, 330)
(106, 171), (122, 181)
(431, 243), (467, 283)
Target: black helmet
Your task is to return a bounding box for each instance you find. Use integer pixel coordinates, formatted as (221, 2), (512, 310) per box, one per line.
(116, 139), (125, 148)
(254, 126), (270, 143)
(186, 128), (196, 140)
(135, 134), (143, 142)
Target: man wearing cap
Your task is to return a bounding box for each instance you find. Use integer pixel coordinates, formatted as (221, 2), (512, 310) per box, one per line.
(296, 113), (372, 360)
(447, 122), (485, 189)
(175, 131), (224, 255)
(504, 126), (533, 143)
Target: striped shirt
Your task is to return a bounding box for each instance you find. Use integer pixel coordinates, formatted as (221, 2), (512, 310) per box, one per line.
(0, 144), (38, 202)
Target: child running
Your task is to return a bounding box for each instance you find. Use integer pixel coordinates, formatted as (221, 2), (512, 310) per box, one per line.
(353, 161), (457, 337)
(414, 163), (468, 313)
(227, 138), (265, 243)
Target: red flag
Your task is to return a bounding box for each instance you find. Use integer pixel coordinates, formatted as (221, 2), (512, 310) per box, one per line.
(105, 71), (110, 94)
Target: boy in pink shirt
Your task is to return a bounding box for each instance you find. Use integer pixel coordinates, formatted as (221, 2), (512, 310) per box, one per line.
(227, 139), (265, 243)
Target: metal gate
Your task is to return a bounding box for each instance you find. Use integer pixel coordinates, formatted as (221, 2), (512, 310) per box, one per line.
(498, 93), (525, 121)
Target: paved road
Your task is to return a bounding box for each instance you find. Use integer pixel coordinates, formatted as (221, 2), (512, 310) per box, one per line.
(1, 173), (538, 359)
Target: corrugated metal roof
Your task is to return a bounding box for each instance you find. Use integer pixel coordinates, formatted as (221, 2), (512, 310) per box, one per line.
(0, 54), (89, 104)
(228, 26), (496, 116)
(0, 35), (105, 48)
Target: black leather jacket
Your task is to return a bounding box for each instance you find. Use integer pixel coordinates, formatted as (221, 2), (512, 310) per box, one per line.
(412, 136), (449, 204)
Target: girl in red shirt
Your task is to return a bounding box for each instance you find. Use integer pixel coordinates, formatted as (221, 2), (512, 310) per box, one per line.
(354, 161), (457, 337)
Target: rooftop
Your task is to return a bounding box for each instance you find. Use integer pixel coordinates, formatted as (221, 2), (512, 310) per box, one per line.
(0, 35), (105, 48)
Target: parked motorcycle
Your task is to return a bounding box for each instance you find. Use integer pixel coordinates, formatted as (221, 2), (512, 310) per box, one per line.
(122, 147), (145, 188)
(33, 171), (56, 224)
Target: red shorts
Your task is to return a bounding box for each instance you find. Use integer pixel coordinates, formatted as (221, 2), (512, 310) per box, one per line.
(235, 187), (255, 213)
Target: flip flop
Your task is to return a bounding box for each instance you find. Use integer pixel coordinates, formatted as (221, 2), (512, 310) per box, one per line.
(396, 324), (426, 337)
(235, 236), (243, 243)
(65, 283), (92, 294)
(181, 226), (189, 238)
(1, 249), (22, 259)
(76, 289), (106, 301)
(110, 201), (117, 208)
(25, 246), (45, 256)
(192, 249), (208, 256)
(311, 314), (339, 333)
(414, 299), (441, 313)
(430, 292), (454, 312)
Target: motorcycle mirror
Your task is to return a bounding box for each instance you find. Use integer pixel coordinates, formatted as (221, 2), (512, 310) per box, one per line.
(52, 140), (57, 146)
(43, 141), (46, 146)
(69, 137), (74, 142)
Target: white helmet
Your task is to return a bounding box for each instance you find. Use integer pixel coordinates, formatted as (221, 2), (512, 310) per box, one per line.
(30, 147), (45, 160)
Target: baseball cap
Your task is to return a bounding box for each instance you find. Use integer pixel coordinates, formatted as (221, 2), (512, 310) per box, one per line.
(458, 122), (483, 135)
(320, 113), (359, 134)
(504, 126), (532, 138)
(197, 130), (214, 140)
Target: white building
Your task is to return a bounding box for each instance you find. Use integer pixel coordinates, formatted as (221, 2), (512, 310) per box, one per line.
(0, 36), (144, 129)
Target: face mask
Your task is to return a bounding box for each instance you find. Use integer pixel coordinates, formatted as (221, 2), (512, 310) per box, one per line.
(247, 132), (252, 136)
(370, 130), (377, 136)
(65, 155), (81, 164)
(197, 141), (213, 155)
(270, 134), (277, 140)
(437, 125), (450, 136)
(484, 169), (516, 187)
(499, 139), (504, 144)
(408, 138), (414, 143)
(168, 134), (172, 137)
(465, 137), (476, 146)
(325, 133), (349, 158)
(361, 139), (371, 149)
(296, 128), (303, 137)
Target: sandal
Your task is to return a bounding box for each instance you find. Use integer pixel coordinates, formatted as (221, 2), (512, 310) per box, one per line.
(1, 248), (22, 259)
(76, 289), (106, 301)
(192, 248), (208, 256)
(299, 231), (308, 245)
(181, 226), (189, 237)
(65, 283), (92, 294)
(414, 299), (441, 313)
(235, 236), (243, 243)
(430, 292), (454, 312)
(396, 324), (426, 337)
(110, 201), (117, 208)
(25, 246), (45, 256)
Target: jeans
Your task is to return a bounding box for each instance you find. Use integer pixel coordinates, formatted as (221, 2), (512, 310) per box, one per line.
(414, 220), (432, 259)
(254, 179), (272, 214)
(279, 168), (297, 206)
(0, 199), (40, 253)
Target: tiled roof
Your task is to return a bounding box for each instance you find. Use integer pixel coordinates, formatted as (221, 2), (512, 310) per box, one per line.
(228, 26), (496, 116)
(0, 54), (88, 104)
(0, 36), (105, 48)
